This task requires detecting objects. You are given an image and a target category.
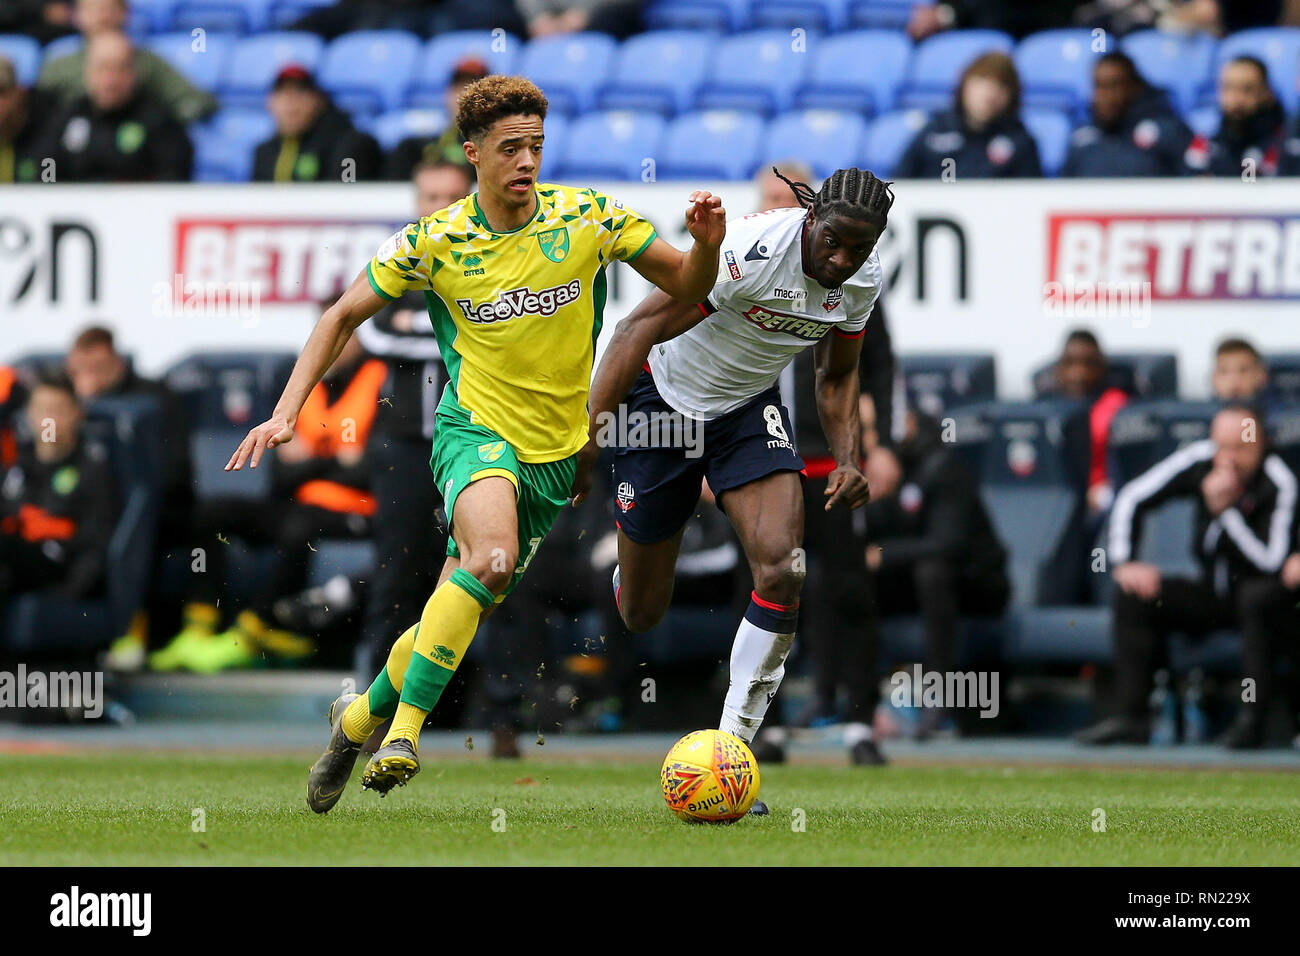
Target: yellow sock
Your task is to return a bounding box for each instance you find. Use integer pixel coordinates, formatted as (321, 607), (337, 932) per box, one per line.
(341, 624), (416, 743)
(380, 569), (494, 750)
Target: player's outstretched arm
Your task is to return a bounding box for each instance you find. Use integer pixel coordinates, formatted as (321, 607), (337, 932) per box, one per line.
(815, 331), (870, 511)
(627, 190), (726, 303)
(225, 271), (387, 471)
(570, 288), (708, 505)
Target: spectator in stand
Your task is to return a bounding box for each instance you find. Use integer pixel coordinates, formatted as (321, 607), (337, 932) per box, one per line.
(150, 327), (385, 674)
(0, 367), (27, 470)
(1212, 337), (1287, 419)
(0, 369), (115, 612)
(1062, 52), (1192, 177)
(1073, 0), (1291, 36)
(45, 31), (193, 182)
(1043, 330), (1129, 515)
(0, 1), (76, 45)
(895, 52), (1042, 179)
(38, 0), (217, 124)
(862, 405), (1010, 738)
(1280, 63), (1300, 175)
(755, 160), (813, 212)
(907, 0), (1083, 39)
(1080, 404), (1300, 748)
(383, 56), (488, 180)
(518, 0), (644, 39)
(0, 56), (59, 183)
(1186, 56), (1287, 176)
(288, 0), (527, 40)
(253, 65), (381, 183)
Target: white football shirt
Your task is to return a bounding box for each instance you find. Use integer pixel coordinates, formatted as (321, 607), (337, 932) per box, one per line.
(646, 207), (882, 420)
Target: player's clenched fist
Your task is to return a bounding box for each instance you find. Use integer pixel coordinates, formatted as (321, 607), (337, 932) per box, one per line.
(226, 416), (295, 471)
(684, 190), (726, 247)
(824, 465), (870, 510)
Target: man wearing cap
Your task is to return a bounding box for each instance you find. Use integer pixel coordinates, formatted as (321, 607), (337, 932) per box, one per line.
(0, 56), (60, 182)
(253, 64), (382, 183)
(45, 30), (192, 181)
(382, 56), (486, 180)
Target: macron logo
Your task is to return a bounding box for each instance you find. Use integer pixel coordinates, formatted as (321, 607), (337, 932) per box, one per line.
(50, 886), (151, 936)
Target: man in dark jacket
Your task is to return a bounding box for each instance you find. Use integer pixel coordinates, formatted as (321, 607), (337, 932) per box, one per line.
(253, 65), (381, 183)
(0, 57), (60, 183)
(1080, 405), (1300, 748)
(1063, 52), (1191, 177)
(382, 56), (486, 180)
(1185, 56), (1288, 177)
(0, 369), (115, 608)
(45, 30), (193, 182)
(895, 51), (1042, 180)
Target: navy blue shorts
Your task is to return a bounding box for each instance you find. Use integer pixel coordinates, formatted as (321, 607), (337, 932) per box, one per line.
(612, 369), (804, 544)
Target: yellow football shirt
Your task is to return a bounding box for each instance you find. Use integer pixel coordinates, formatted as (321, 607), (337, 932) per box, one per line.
(366, 184), (657, 462)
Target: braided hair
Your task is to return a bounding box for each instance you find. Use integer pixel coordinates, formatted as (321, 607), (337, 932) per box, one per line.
(772, 166), (894, 232)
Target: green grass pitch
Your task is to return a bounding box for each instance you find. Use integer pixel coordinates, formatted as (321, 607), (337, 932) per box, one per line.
(1, 752), (1297, 865)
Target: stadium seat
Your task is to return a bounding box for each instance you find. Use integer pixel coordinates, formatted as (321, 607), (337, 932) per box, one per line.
(659, 110), (765, 179)
(1266, 353), (1300, 403)
(898, 353), (998, 418)
(127, 0), (180, 35)
(363, 108), (448, 152)
(190, 108), (275, 180)
(1186, 105), (1220, 138)
(517, 32), (617, 115)
(0, 35), (40, 86)
(644, 0), (752, 32)
(1106, 399), (1219, 490)
(1006, 606), (1111, 664)
(861, 109), (928, 178)
(897, 30), (1014, 111)
(2, 397), (163, 654)
(1266, 403), (1300, 479)
(760, 110), (868, 179)
(551, 110), (665, 180)
(267, 0), (334, 28)
(307, 540), (377, 587)
(1201, 27), (1300, 113)
(1021, 107), (1072, 176)
(146, 31), (235, 92)
(847, 0), (914, 30)
(1031, 352), (1178, 400)
(1015, 28), (1108, 118)
(751, 0), (853, 32)
(318, 30), (421, 114)
(1121, 29), (1216, 116)
(695, 30), (813, 115)
(795, 29), (910, 115)
(598, 30), (716, 115)
(406, 30), (521, 109)
(171, 0), (276, 34)
(39, 33), (83, 66)
(219, 31), (324, 108)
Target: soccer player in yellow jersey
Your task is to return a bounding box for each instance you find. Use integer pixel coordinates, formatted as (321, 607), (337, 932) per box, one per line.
(225, 76), (726, 811)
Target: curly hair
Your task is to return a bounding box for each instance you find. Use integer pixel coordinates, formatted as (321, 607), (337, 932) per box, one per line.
(455, 75), (549, 143)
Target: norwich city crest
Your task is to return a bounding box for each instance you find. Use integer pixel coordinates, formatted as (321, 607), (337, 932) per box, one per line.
(477, 440), (506, 463)
(537, 226), (570, 263)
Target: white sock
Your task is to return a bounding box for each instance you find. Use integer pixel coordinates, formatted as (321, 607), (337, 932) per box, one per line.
(719, 593), (798, 744)
(844, 722), (873, 747)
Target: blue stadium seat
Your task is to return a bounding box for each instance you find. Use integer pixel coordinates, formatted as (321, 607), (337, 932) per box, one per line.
(128, 0), (181, 34)
(1022, 107), (1072, 176)
(899, 353), (998, 418)
(518, 32), (617, 115)
(848, 0), (914, 30)
(760, 110), (868, 179)
(1267, 403), (1300, 479)
(1186, 105), (1220, 138)
(695, 30), (812, 114)
(363, 108), (448, 152)
(146, 31), (236, 91)
(171, 0), (275, 34)
(1006, 606), (1111, 663)
(599, 30), (716, 115)
(1106, 399), (1219, 490)
(659, 110), (765, 179)
(267, 0), (334, 28)
(219, 31), (323, 108)
(552, 110), (665, 180)
(190, 108), (274, 180)
(862, 108), (928, 178)
(40, 33), (82, 67)
(796, 29), (910, 115)
(1121, 29), (1216, 116)
(406, 30), (521, 109)
(752, 0), (852, 32)
(1203, 27), (1300, 113)
(1015, 28), (1107, 118)
(0, 35), (41, 86)
(318, 30), (420, 114)
(1266, 353), (1300, 403)
(898, 29), (1014, 110)
(644, 0), (752, 32)
(1032, 352), (1178, 400)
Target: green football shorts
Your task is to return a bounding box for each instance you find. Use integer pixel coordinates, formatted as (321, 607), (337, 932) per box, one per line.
(430, 400), (577, 602)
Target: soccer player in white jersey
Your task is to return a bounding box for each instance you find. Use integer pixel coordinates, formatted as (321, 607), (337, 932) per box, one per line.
(574, 167), (894, 794)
